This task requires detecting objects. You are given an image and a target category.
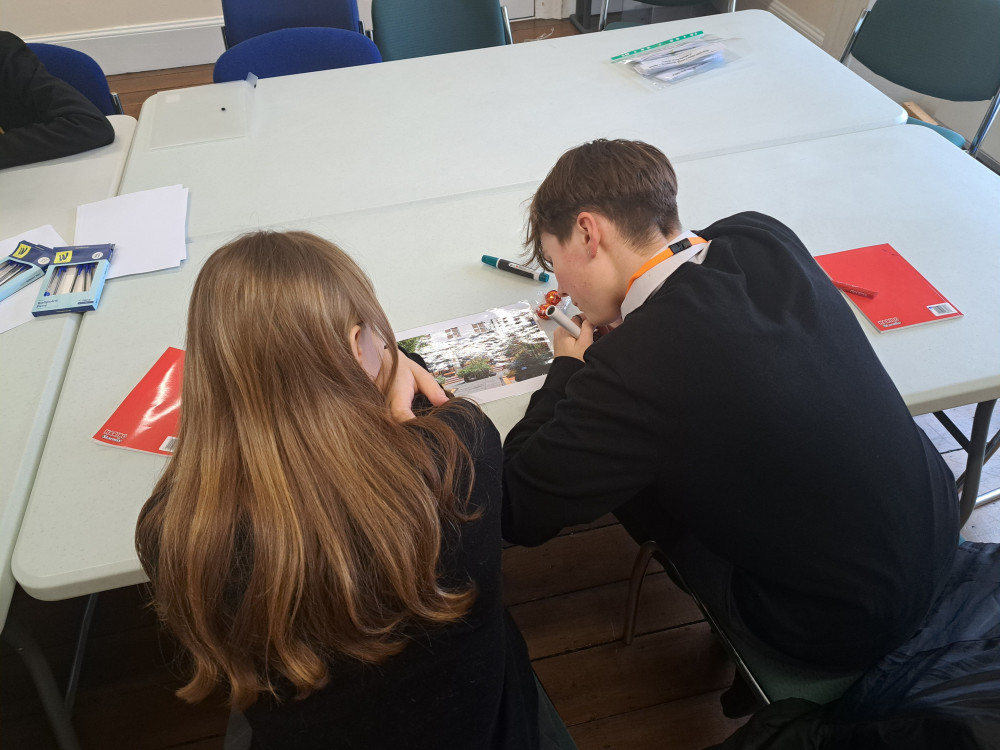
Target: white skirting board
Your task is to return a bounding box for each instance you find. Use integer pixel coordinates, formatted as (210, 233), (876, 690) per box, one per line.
(23, 18), (226, 76)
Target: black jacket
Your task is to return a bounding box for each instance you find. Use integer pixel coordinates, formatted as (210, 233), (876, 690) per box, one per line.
(503, 212), (959, 669)
(0, 31), (115, 169)
(246, 402), (539, 750)
(711, 542), (1000, 750)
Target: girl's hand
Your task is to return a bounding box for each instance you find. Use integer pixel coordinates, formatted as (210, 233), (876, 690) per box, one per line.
(385, 350), (448, 422)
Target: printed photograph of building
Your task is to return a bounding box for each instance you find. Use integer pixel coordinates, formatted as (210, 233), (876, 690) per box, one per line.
(397, 303), (553, 401)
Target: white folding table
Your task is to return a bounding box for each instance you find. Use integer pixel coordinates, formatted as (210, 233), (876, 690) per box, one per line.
(117, 10), (904, 238)
(13, 125), (1000, 603)
(0, 115), (136, 750)
(0, 115), (136, 626)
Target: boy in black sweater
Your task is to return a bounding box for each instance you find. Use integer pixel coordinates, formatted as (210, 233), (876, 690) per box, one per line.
(502, 139), (958, 678)
(0, 31), (115, 169)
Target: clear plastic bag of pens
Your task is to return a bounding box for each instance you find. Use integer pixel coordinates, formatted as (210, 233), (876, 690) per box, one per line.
(32, 244), (115, 316)
(611, 31), (736, 88)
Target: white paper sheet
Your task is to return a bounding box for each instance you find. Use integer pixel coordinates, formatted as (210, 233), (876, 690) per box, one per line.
(74, 185), (189, 279)
(0, 226), (68, 335)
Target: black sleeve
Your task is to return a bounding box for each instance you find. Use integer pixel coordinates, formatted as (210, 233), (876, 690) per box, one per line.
(501, 350), (662, 547)
(0, 32), (116, 170)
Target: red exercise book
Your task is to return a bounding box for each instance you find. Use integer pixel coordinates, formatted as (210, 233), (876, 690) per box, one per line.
(94, 347), (184, 455)
(815, 244), (962, 333)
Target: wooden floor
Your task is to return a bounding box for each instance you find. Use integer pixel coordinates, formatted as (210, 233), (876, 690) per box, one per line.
(1, 19), (747, 750)
(1, 516), (746, 749)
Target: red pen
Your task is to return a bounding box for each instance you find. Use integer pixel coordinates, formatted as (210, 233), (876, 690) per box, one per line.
(831, 280), (878, 298)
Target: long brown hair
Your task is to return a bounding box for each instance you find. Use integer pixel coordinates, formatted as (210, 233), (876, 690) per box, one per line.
(136, 231), (477, 710)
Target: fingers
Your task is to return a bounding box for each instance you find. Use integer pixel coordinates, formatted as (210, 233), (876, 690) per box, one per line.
(386, 352), (448, 423)
(409, 358), (449, 406)
(553, 318), (594, 361)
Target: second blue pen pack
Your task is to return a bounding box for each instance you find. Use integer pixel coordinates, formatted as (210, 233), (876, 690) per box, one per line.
(32, 244), (115, 316)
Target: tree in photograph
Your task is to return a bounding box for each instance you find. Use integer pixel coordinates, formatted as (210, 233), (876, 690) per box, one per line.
(503, 336), (551, 381)
(456, 356), (493, 382)
(398, 335), (430, 355)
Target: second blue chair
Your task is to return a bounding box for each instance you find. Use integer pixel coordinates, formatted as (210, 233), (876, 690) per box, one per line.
(221, 0), (364, 48)
(213, 27), (381, 84)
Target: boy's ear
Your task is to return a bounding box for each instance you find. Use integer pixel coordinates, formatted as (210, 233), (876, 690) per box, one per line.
(576, 212), (601, 257)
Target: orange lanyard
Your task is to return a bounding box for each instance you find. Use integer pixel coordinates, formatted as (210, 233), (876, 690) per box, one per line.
(626, 236), (706, 294)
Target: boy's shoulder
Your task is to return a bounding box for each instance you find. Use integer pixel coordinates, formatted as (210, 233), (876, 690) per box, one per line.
(697, 211), (796, 240)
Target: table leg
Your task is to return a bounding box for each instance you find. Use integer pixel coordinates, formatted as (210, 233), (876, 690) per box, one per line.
(959, 399), (998, 527)
(1, 618), (83, 750)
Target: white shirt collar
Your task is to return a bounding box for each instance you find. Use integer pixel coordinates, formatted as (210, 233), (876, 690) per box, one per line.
(620, 230), (710, 320)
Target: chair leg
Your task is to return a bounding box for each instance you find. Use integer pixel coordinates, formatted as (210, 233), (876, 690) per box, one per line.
(2, 619), (84, 750)
(224, 711), (253, 750)
(65, 593), (99, 713)
(598, 0), (611, 31)
(622, 540), (663, 645)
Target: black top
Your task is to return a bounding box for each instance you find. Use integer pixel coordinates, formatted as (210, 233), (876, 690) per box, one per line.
(0, 31), (115, 169)
(246, 401), (539, 749)
(503, 212), (959, 668)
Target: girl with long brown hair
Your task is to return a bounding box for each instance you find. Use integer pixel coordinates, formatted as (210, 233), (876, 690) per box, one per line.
(135, 231), (549, 749)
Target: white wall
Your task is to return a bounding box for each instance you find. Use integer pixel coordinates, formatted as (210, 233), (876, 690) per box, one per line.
(732, 0), (861, 50)
(7, 0), (226, 74)
(6, 0), (221, 37)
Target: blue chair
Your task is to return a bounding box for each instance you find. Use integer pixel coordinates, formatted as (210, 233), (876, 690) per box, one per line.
(27, 43), (122, 116)
(371, 0), (512, 63)
(840, 0), (1000, 158)
(213, 27), (381, 84)
(220, 0), (364, 49)
(598, 0), (736, 32)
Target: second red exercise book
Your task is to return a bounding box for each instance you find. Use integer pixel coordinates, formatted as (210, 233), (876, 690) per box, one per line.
(93, 347), (184, 456)
(815, 244), (962, 333)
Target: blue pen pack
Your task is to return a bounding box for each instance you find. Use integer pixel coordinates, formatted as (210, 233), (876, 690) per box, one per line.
(0, 240), (53, 303)
(32, 244), (115, 316)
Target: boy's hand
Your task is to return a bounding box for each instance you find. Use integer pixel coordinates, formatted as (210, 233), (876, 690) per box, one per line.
(592, 317), (622, 342)
(553, 316), (594, 361)
(385, 350), (449, 422)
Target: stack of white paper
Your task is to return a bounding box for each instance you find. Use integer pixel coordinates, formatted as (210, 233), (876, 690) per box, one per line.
(74, 184), (189, 279)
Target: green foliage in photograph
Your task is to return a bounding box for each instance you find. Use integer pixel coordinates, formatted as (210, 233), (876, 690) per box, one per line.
(457, 357), (493, 381)
(398, 335), (430, 355)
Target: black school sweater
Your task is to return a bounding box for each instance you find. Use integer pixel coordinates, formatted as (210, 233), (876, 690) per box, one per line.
(0, 31), (115, 169)
(246, 402), (539, 750)
(503, 212), (958, 668)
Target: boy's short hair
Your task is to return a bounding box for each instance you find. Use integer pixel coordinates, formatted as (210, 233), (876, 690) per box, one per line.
(525, 139), (680, 270)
